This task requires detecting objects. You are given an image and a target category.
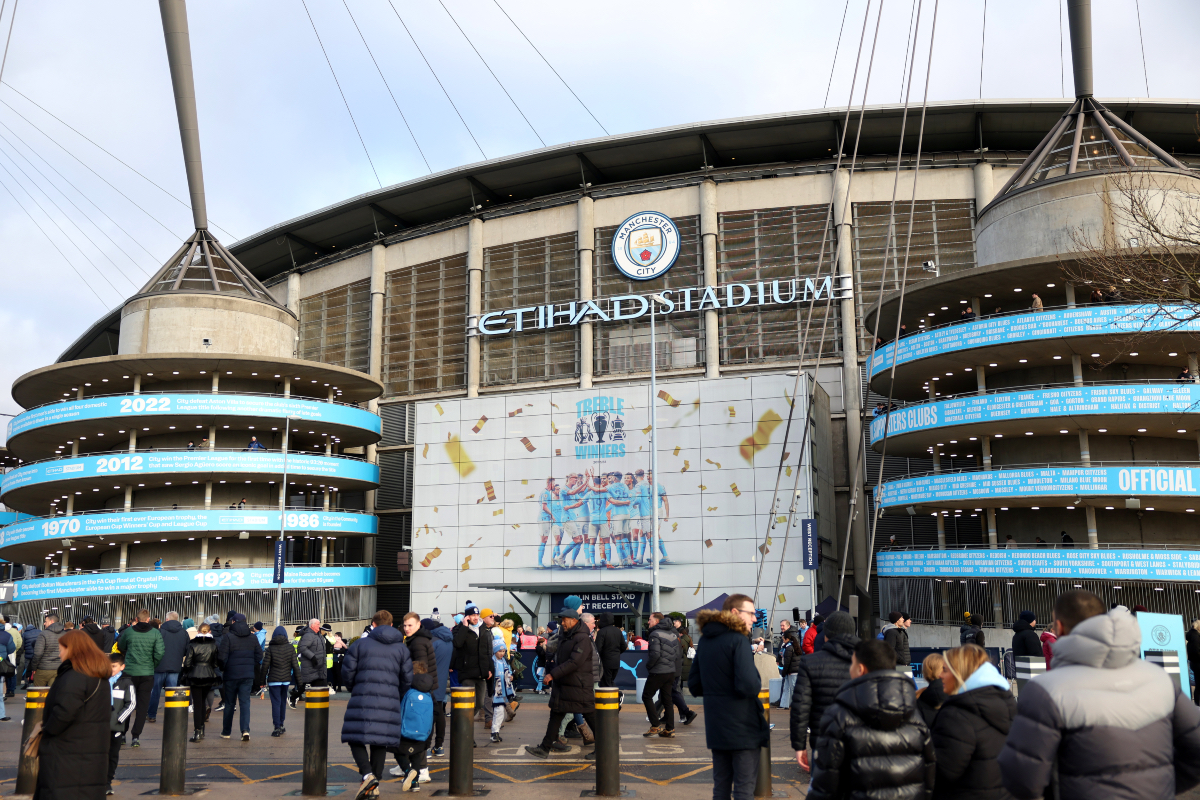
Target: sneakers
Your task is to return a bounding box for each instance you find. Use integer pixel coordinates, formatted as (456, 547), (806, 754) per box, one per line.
(658, 728), (676, 738)
(432, 746), (445, 758)
(401, 769), (419, 792)
(214, 703), (225, 712)
(418, 768), (430, 784)
(220, 733), (231, 739)
(289, 698), (298, 710)
(563, 723), (582, 739)
(389, 766), (404, 777)
(524, 745), (549, 759)
(106, 786), (114, 795)
(241, 731), (250, 741)
(548, 740), (571, 752)
(354, 774), (379, 800)
(642, 726), (661, 737)
(271, 727), (282, 738)
(131, 738), (141, 748)
(189, 728), (204, 742)
(682, 710), (698, 726)
(490, 733), (502, 743)
(147, 717), (157, 724)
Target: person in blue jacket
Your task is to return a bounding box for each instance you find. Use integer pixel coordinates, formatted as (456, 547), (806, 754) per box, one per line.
(421, 618), (453, 757)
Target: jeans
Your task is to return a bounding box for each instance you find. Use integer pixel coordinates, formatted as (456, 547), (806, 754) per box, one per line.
(349, 742), (387, 779)
(540, 710), (595, 750)
(221, 678), (253, 735)
(779, 673), (797, 709)
(711, 748), (759, 800)
(269, 685), (289, 728)
(5, 670), (16, 695)
(461, 677), (491, 721)
(642, 672), (676, 730)
(147, 672), (179, 720)
(129, 674), (154, 738)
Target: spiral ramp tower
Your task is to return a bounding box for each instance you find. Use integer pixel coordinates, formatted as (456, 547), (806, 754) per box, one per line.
(869, 0), (1200, 622)
(0, 0), (383, 625)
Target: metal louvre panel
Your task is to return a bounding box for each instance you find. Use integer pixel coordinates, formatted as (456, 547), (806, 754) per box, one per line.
(375, 583), (411, 618)
(383, 254), (468, 396)
(376, 513), (412, 583)
(717, 205), (841, 365)
(377, 450), (414, 510)
(481, 233), (580, 386)
(593, 216), (705, 376)
(298, 278), (372, 372)
(380, 403), (415, 447)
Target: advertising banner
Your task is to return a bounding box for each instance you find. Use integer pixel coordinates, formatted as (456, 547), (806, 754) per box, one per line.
(876, 466), (1199, 508)
(1, 451), (380, 495)
(870, 383), (1200, 444)
(409, 374), (813, 615)
(869, 304), (1200, 379)
(877, 548), (1200, 581)
(273, 540), (286, 584)
(12, 566), (376, 601)
(1138, 611), (1191, 699)
(0, 509), (376, 548)
(550, 591), (647, 615)
(7, 394), (381, 440)
(801, 519), (818, 570)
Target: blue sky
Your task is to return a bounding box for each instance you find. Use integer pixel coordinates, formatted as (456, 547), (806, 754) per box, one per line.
(1, 0), (1198, 427)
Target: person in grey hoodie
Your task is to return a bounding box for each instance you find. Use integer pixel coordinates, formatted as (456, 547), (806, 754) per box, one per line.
(998, 590), (1200, 800)
(147, 612), (190, 723)
(31, 615), (65, 686)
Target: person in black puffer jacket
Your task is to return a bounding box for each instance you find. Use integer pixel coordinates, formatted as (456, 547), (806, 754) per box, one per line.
(181, 623), (221, 740)
(644, 612), (682, 735)
(341, 610), (413, 792)
(778, 632), (801, 710)
(1009, 610), (1041, 659)
(260, 625), (300, 737)
(930, 644), (1016, 800)
(593, 612), (624, 687)
(81, 615), (115, 656)
(401, 613), (437, 689)
(789, 611), (860, 762)
(215, 613), (262, 739)
(807, 639), (934, 800)
(526, 609), (595, 758)
(1189, 620), (1200, 707)
(960, 614), (985, 648)
(915, 653), (949, 728)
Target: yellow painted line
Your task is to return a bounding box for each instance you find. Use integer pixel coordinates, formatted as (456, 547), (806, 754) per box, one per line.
(596, 703), (619, 710)
(451, 703), (475, 709)
(221, 765), (253, 783)
(242, 769), (304, 785)
(620, 764), (712, 786)
(473, 765), (592, 784)
(306, 703), (330, 708)
(26, 703), (44, 708)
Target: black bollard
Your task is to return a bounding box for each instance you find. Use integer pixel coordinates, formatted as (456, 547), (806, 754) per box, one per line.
(594, 687), (621, 796)
(16, 687), (48, 795)
(159, 686), (190, 795)
(302, 687), (330, 796)
(448, 687), (475, 797)
(754, 688), (771, 798)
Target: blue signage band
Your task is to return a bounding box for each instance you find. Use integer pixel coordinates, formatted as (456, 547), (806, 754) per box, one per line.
(11, 565), (377, 601)
(878, 549), (1200, 581)
(7, 393), (382, 442)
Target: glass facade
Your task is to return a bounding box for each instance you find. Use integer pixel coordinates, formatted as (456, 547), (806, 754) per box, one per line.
(481, 233), (579, 386)
(382, 254), (468, 396)
(593, 216), (705, 376)
(298, 278), (371, 372)
(718, 205), (841, 365)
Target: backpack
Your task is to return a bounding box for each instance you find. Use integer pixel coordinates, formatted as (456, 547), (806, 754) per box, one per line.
(400, 688), (433, 741)
(876, 631), (886, 640)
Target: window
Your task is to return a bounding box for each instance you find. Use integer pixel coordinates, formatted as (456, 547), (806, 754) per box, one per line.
(481, 233), (579, 385)
(383, 254), (468, 397)
(298, 278), (370, 372)
(593, 216), (704, 376)
(852, 200), (976, 346)
(718, 206), (840, 365)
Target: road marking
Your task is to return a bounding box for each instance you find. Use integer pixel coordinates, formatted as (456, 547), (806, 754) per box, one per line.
(220, 765), (252, 783)
(474, 765), (592, 784)
(621, 764), (712, 786)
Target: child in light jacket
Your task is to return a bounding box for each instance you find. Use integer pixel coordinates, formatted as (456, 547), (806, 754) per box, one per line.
(490, 639), (515, 743)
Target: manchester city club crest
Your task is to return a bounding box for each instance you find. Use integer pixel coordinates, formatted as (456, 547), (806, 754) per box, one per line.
(611, 211), (681, 280)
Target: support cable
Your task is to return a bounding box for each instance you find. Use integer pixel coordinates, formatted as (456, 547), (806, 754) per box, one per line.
(0, 0), (16, 89)
(978, 0), (987, 99)
(1059, 0), (1066, 97)
(300, 0), (382, 189)
(1133, 0), (1150, 97)
(386, 0), (487, 161)
(1, 81), (236, 239)
(491, 0), (608, 136)
(340, 0), (431, 174)
(898, 0), (918, 101)
(823, 0), (851, 108)
(437, 0), (544, 147)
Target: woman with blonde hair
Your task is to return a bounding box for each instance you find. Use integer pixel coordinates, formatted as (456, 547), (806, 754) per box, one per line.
(915, 653), (948, 726)
(498, 618), (515, 654)
(929, 644), (1016, 799)
(36, 628), (113, 800)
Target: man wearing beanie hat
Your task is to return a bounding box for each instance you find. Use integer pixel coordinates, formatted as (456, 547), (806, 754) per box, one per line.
(452, 605), (494, 728)
(1010, 609), (1041, 660)
(789, 610), (860, 770)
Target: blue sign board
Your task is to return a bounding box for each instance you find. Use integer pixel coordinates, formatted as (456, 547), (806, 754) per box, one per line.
(877, 549), (1200, 581)
(273, 540), (286, 584)
(876, 466), (1200, 508)
(801, 519), (818, 570)
(1, 452), (380, 496)
(1137, 611), (1191, 700)
(0, 509), (376, 548)
(870, 383), (1200, 444)
(870, 304), (1200, 379)
(7, 394), (381, 440)
(12, 565), (376, 601)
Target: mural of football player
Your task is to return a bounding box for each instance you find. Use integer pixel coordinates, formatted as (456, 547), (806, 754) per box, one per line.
(644, 469), (673, 564)
(555, 473), (588, 568)
(537, 477), (556, 568)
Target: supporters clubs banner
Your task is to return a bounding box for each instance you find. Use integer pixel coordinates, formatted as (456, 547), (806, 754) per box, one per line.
(409, 375), (814, 614)
(877, 549), (1200, 582)
(12, 566), (376, 601)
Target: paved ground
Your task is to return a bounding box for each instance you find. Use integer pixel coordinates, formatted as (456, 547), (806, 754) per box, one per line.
(0, 690), (811, 798)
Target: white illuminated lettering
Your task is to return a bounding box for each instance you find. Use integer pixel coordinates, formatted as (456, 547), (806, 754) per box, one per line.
(611, 295), (649, 320)
(698, 287), (721, 310)
(478, 312), (511, 335)
(725, 284), (751, 308)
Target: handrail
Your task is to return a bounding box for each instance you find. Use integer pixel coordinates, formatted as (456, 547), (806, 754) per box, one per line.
(872, 378), (1199, 413)
(13, 388), (366, 417)
(882, 459), (1200, 481)
(15, 562), (373, 581)
(10, 446), (370, 469)
(1, 505), (374, 526)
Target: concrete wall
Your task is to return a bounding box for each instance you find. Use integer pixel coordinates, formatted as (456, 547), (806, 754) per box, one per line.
(118, 293), (297, 358)
(908, 622), (1014, 650)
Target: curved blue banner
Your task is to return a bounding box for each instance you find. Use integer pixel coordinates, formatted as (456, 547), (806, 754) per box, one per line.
(870, 304), (1200, 379)
(876, 466), (1200, 508)
(871, 383), (1200, 444)
(0, 509), (377, 548)
(1, 452), (380, 496)
(7, 394), (381, 440)
(878, 549), (1200, 581)
(12, 566), (377, 601)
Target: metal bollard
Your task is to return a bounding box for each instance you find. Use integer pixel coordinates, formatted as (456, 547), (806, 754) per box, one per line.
(302, 687), (330, 796)
(594, 687), (621, 797)
(16, 687), (48, 795)
(754, 689), (772, 798)
(448, 687), (475, 796)
(160, 687), (191, 795)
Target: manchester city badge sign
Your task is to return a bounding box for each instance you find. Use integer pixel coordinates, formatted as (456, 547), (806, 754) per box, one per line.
(611, 211), (681, 280)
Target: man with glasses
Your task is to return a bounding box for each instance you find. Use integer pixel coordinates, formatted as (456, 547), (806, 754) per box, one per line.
(688, 594), (768, 800)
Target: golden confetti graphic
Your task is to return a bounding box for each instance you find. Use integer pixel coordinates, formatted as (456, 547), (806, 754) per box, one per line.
(785, 466), (793, 477)
(524, 494), (535, 500)
(707, 506), (718, 511)
(638, 446), (644, 452)
(468, 536), (483, 547)
(681, 460), (690, 472)
(508, 408), (524, 417)
(731, 483), (742, 497)
(492, 508), (504, 516)
(555, 449), (562, 456)
(705, 458), (722, 469)
(520, 437), (537, 452)
(758, 544), (770, 555)
(673, 445), (681, 456)
(776, 516), (787, 524)
(704, 539), (713, 548)
(521, 479), (529, 485)
(551, 422), (559, 434)
(728, 405), (736, 418)
(551, 402), (560, 410)
(642, 424), (652, 435)
(504, 549), (511, 557)
(694, 582), (702, 596)
(484, 481), (496, 501)
(783, 452), (791, 461)
(434, 403), (445, 416)
(692, 398), (701, 409)
(778, 593), (787, 604)
(784, 389), (794, 408)
(420, 548), (443, 568)
(657, 390), (680, 408)
(511, 524), (521, 529)
(739, 410), (783, 462)
(671, 522), (678, 532)
(422, 443), (429, 459)
(472, 416), (488, 433)
(444, 436), (475, 477)
(461, 555), (472, 571)
(698, 485), (707, 491)
(767, 536), (774, 545)
(433, 507), (438, 514)
(476, 497), (485, 504)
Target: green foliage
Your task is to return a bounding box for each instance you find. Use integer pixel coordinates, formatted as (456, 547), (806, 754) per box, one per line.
(499, 612), (524, 627)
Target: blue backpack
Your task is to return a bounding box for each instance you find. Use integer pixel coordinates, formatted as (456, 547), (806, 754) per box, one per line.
(400, 688), (434, 741)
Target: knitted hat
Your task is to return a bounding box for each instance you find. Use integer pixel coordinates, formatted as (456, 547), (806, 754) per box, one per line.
(492, 638), (507, 653)
(480, 608), (495, 619)
(464, 604), (480, 616)
(822, 611), (856, 639)
(564, 595), (583, 611)
(253, 621), (264, 631)
(1018, 610), (1037, 623)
